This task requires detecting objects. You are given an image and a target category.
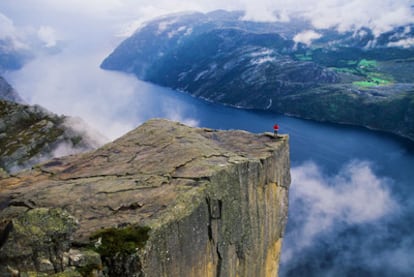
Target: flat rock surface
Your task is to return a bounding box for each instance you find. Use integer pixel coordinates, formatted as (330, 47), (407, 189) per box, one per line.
(0, 119), (287, 243)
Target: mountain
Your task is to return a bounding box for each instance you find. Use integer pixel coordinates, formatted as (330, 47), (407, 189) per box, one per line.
(0, 75), (23, 103)
(102, 10), (414, 141)
(0, 99), (100, 175)
(0, 119), (290, 277)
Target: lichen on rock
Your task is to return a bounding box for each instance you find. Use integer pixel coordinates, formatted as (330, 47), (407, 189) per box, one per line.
(0, 208), (78, 276)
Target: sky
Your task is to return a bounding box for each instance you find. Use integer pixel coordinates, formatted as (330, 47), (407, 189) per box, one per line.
(1, 1), (414, 46)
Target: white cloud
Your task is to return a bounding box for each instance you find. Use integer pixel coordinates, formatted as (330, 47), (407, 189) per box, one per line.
(282, 160), (398, 263)
(37, 26), (57, 47)
(388, 37), (414, 48)
(293, 30), (322, 46)
(1, 0), (413, 44)
(51, 141), (89, 158)
(121, 0), (412, 37)
(5, 46), (141, 141)
(0, 3), (413, 274)
(161, 100), (199, 127)
(62, 117), (107, 148)
(242, 0), (281, 22)
(0, 12), (16, 39)
(4, 35), (200, 141)
(0, 12), (29, 50)
(302, 0), (414, 35)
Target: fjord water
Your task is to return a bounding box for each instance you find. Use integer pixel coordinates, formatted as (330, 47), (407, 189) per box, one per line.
(131, 80), (414, 276)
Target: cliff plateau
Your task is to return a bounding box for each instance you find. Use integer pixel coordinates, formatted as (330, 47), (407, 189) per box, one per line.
(0, 119), (290, 277)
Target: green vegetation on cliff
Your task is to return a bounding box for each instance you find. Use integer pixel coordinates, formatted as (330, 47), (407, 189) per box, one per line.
(91, 225), (151, 257)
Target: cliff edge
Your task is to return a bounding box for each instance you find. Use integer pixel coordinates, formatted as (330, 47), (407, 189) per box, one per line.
(0, 119), (290, 277)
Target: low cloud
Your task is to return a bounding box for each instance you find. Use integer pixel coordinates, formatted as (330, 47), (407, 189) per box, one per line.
(5, 36), (199, 141)
(280, 160), (404, 275)
(300, 0), (414, 36)
(37, 26), (58, 48)
(5, 49), (144, 141)
(111, 0), (414, 37)
(62, 116), (108, 148)
(241, 0), (282, 22)
(293, 30), (322, 46)
(0, 12), (16, 39)
(0, 12), (29, 50)
(2, 1), (413, 42)
(388, 37), (414, 48)
(51, 141), (90, 159)
(160, 99), (199, 127)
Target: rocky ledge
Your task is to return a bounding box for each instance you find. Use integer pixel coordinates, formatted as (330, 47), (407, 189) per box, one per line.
(0, 119), (290, 277)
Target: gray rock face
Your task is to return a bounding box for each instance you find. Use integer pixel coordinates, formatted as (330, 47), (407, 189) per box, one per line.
(0, 119), (291, 277)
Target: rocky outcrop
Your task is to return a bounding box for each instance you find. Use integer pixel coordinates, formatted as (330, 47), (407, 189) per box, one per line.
(0, 99), (100, 173)
(0, 119), (290, 277)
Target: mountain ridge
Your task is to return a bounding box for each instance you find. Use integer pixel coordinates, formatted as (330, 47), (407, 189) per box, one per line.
(102, 10), (414, 141)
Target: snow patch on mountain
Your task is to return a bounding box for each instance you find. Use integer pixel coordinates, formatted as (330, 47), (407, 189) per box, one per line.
(157, 19), (178, 34)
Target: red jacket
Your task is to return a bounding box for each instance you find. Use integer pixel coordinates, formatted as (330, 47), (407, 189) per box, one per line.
(273, 124), (279, 131)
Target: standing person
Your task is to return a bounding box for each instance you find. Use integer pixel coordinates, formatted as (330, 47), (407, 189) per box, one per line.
(273, 123), (279, 137)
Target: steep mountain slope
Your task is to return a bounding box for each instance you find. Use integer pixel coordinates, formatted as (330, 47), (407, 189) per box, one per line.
(0, 119), (290, 277)
(102, 10), (414, 141)
(0, 99), (99, 174)
(0, 75), (22, 103)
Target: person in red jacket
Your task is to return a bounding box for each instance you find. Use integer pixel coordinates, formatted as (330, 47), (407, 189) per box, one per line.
(273, 123), (279, 137)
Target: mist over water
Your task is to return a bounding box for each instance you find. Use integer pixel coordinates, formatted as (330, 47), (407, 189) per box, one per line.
(5, 50), (200, 141)
(281, 161), (407, 276)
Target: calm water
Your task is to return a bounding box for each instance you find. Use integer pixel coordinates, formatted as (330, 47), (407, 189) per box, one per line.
(133, 81), (414, 179)
(133, 82), (414, 276)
